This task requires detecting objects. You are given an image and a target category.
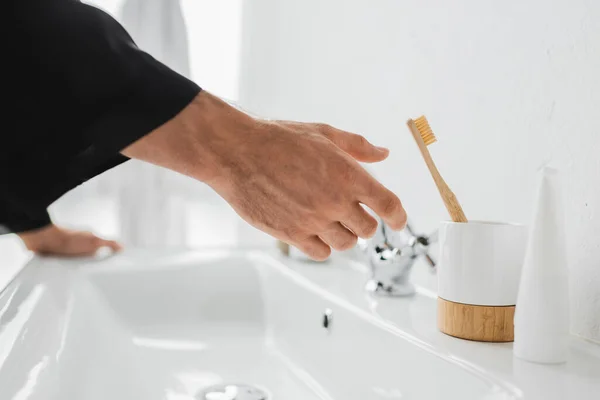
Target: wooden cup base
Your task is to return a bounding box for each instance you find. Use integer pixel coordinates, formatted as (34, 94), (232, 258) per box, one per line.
(437, 297), (515, 342)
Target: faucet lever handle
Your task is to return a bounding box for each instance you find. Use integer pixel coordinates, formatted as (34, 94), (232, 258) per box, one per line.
(365, 219), (438, 296)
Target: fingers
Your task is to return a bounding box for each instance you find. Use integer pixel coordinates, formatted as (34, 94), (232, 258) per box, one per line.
(321, 125), (389, 163)
(93, 237), (123, 252)
(294, 235), (331, 261)
(342, 204), (379, 239)
(99, 239), (123, 252)
(359, 180), (407, 230)
(320, 124), (405, 232)
(319, 222), (358, 251)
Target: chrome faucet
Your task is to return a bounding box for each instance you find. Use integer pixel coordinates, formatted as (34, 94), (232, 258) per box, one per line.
(360, 219), (438, 296)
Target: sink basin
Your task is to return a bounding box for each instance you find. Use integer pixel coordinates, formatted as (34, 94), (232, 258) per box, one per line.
(1, 250), (598, 399)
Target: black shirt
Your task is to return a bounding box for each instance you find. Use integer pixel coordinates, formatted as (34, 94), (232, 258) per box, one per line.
(2, 0), (201, 234)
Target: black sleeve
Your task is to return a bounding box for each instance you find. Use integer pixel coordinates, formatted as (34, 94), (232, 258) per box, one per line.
(2, 0), (202, 234)
(0, 198), (51, 235)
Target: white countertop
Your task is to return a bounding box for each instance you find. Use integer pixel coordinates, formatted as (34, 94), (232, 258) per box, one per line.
(283, 253), (600, 400)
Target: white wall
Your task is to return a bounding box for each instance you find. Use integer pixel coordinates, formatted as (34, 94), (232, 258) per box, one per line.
(238, 0), (600, 342)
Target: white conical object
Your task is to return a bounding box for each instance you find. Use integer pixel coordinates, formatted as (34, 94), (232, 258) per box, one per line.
(514, 166), (570, 363)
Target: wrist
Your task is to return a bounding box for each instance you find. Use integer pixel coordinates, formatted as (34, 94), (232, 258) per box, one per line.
(122, 91), (260, 185)
(186, 92), (262, 183)
(18, 224), (63, 253)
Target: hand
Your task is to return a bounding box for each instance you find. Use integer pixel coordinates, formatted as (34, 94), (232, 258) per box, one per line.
(208, 119), (407, 260)
(18, 224), (122, 257)
(123, 91), (406, 260)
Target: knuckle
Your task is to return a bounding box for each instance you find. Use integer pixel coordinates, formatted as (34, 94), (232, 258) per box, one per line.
(337, 234), (358, 250)
(338, 162), (357, 184)
(282, 226), (302, 241)
(325, 224), (358, 251)
(316, 123), (333, 136)
(353, 134), (369, 148)
(382, 195), (402, 215)
(361, 218), (378, 238)
(307, 214), (328, 231)
(308, 245), (331, 261)
(398, 209), (408, 228)
(364, 179), (377, 198)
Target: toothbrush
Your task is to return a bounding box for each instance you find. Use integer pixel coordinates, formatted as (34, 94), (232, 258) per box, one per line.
(407, 116), (468, 223)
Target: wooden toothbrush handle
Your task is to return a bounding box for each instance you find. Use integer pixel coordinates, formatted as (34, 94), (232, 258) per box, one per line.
(438, 186), (468, 223)
(407, 120), (468, 223)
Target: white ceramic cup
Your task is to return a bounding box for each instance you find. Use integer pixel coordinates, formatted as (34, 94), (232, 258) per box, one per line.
(438, 221), (528, 306)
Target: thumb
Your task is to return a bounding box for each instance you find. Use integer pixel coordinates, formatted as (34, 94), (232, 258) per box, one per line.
(326, 128), (389, 163)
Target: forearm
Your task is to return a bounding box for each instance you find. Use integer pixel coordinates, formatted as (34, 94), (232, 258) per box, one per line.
(122, 91), (258, 185)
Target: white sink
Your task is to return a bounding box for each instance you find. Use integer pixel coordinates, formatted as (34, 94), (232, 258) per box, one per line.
(0, 250), (598, 399)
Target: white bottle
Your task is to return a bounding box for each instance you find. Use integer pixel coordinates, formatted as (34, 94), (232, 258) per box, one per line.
(513, 166), (570, 363)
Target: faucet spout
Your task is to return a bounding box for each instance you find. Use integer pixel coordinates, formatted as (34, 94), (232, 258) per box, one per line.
(364, 219), (437, 297)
